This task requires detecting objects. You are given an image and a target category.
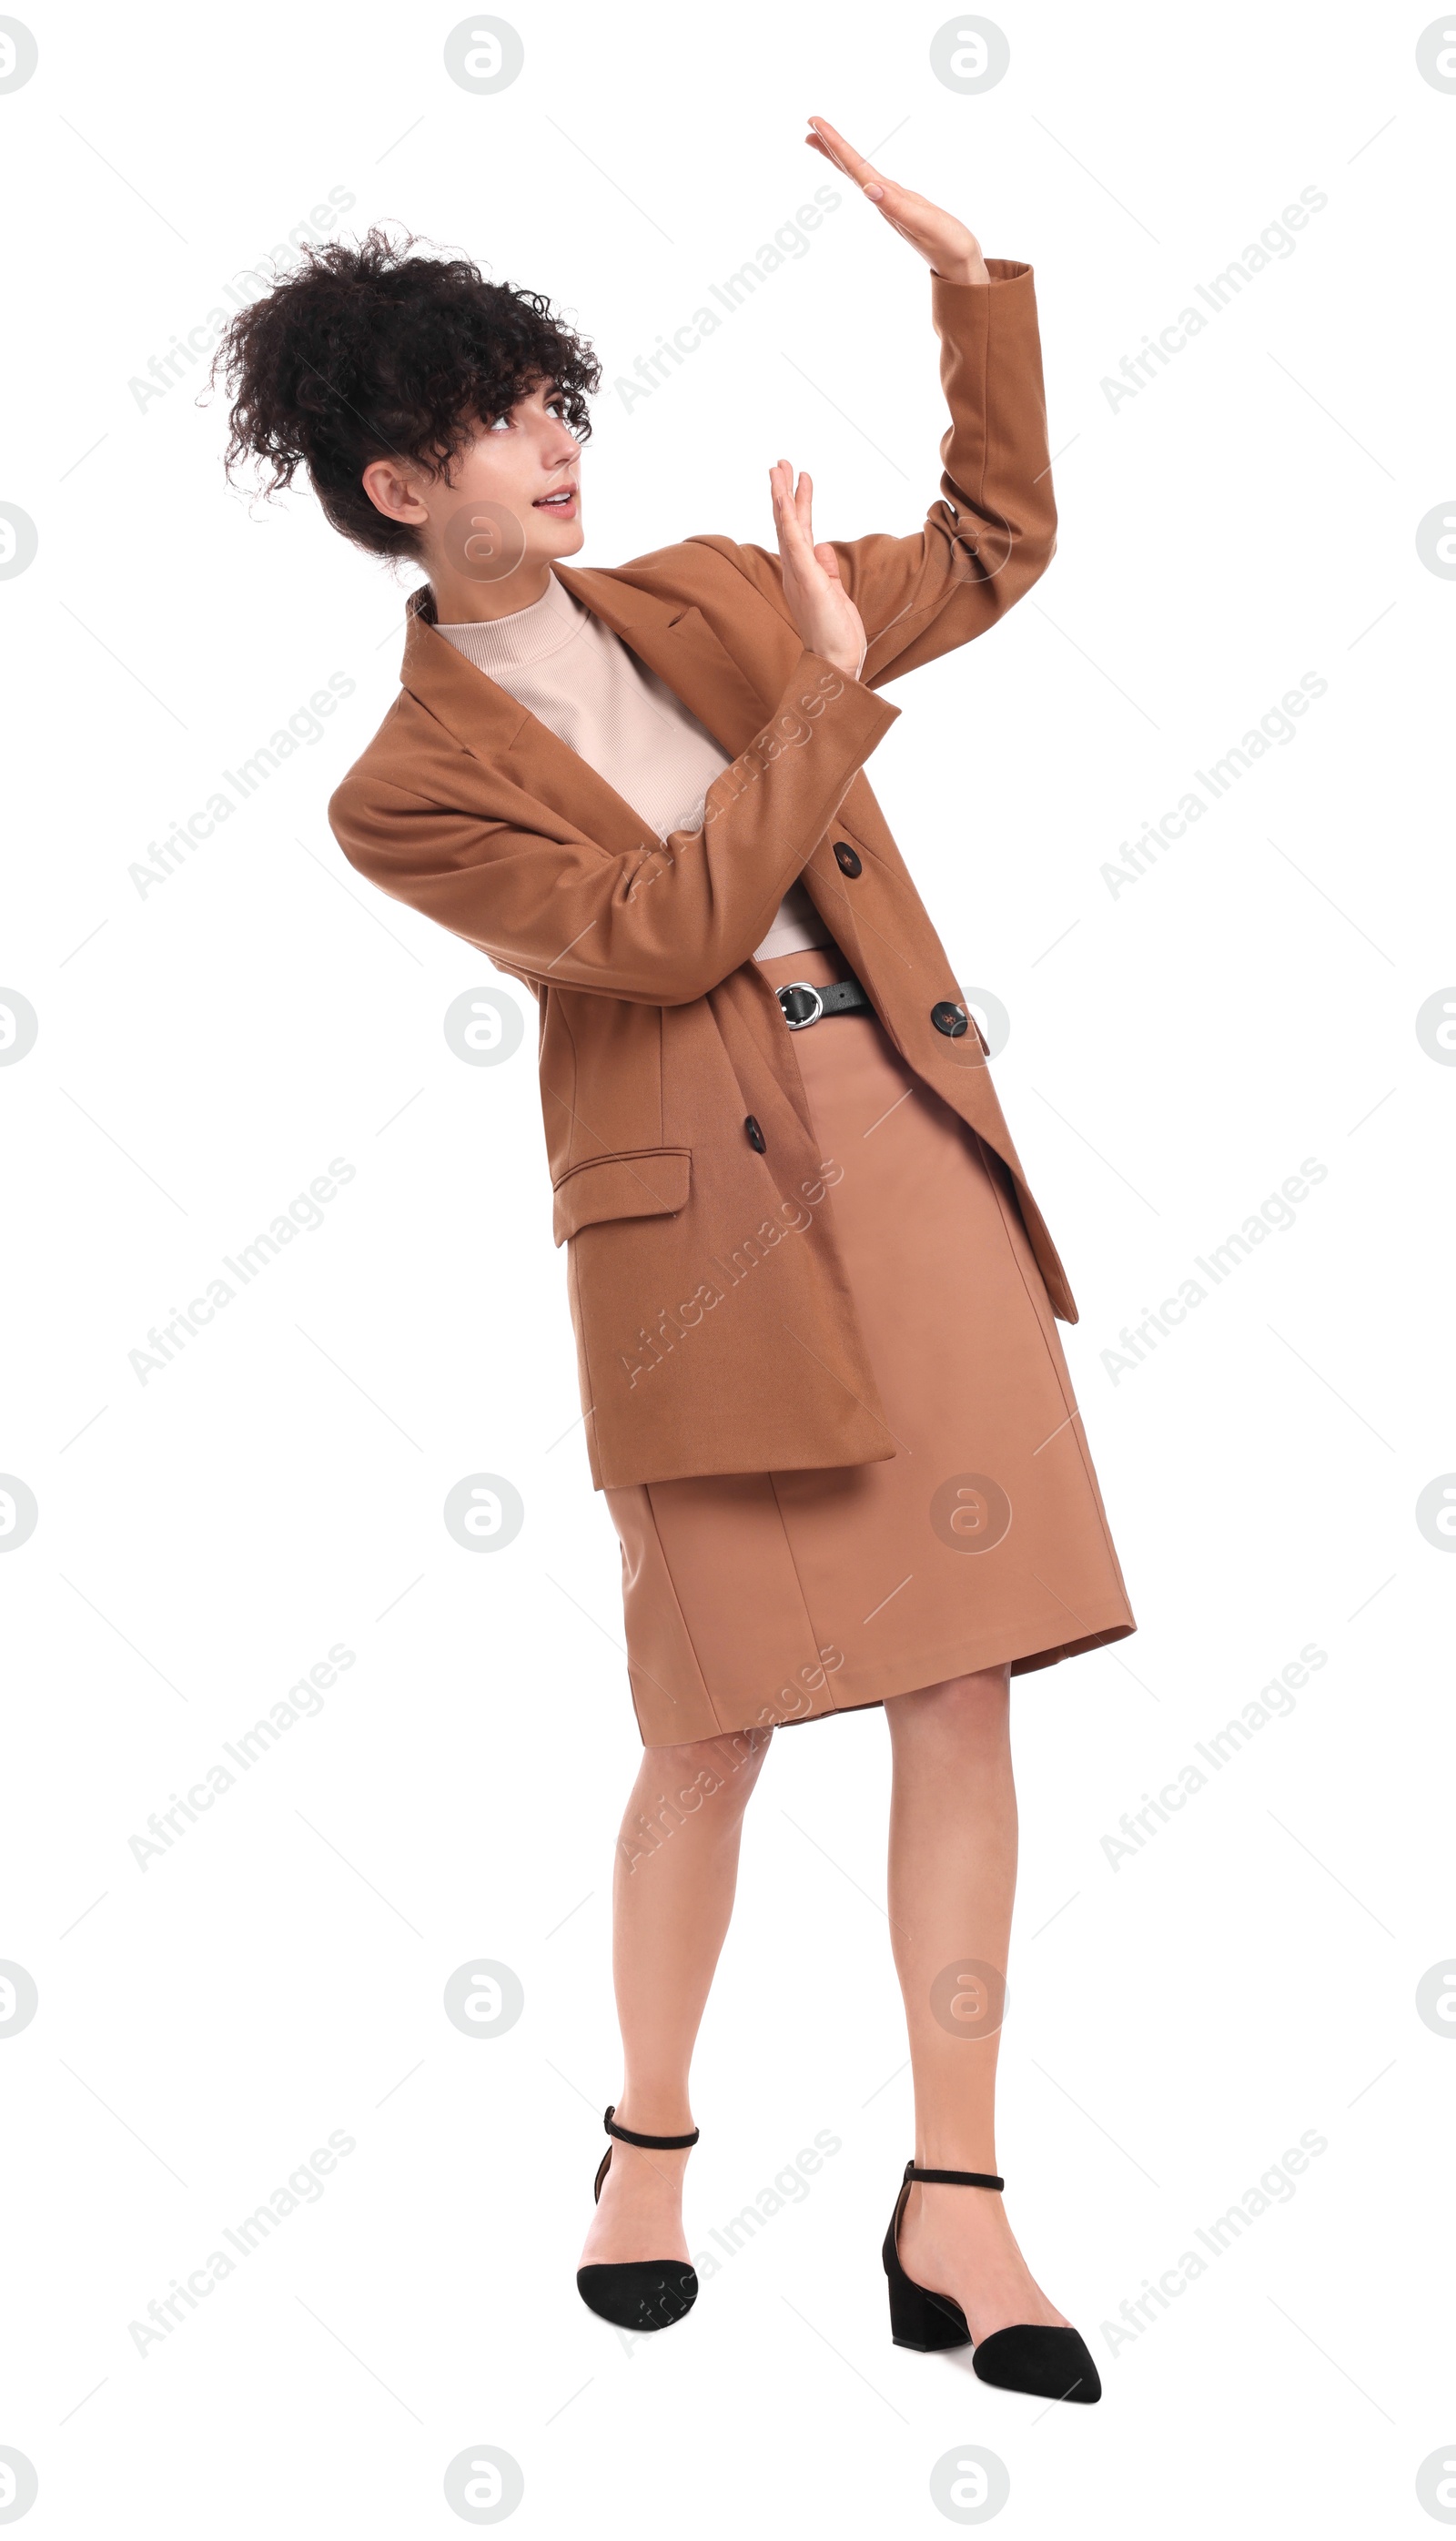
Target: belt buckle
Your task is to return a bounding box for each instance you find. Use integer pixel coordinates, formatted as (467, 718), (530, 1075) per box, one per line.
(777, 981), (824, 1030)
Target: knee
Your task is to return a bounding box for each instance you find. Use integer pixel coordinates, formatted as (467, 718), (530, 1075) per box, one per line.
(890, 1666), (1010, 1748)
(639, 1725), (772, 1817)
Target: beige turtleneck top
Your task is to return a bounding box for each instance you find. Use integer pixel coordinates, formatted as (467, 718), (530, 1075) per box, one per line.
(436, 572), (831, 962)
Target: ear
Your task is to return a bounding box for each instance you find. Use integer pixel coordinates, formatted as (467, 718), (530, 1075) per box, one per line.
(360, 456), (428, 527)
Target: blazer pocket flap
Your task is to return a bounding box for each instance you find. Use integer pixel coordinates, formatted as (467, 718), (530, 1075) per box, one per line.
(552, 1146), (692, 1244)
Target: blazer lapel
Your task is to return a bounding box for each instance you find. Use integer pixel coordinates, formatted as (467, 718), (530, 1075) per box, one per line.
(553, 572), (880, 983)
(397, 570), (868, 988)
(399, 572), (774, 851)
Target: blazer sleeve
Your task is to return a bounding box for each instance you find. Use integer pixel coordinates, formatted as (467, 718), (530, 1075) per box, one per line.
(709, 258), (1056, 687)
(329, 649), (899, 1007)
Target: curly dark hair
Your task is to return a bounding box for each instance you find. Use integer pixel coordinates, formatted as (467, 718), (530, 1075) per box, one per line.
(211, 226), (601, 560)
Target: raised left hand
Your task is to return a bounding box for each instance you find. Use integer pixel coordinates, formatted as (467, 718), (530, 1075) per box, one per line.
(804, 116), (990, 285)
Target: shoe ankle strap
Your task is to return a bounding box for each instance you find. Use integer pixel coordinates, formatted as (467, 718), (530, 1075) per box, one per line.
(904, 2160), (1004, 2191)
(604, 2102), (700, 2151)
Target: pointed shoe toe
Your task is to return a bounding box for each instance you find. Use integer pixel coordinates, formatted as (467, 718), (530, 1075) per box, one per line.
(575, 2259), (699, 2332)
(971, 2322), (1101, 2403)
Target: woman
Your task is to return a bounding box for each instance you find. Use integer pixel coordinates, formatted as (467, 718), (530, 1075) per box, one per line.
(216, 116), (1133, 2403)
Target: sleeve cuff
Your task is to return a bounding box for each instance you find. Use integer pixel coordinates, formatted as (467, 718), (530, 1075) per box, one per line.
(931, 256), (1032, 292)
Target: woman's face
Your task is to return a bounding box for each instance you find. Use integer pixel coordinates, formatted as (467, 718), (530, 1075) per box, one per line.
(452, 378), (585, 555)
(361, 378), (585, 603)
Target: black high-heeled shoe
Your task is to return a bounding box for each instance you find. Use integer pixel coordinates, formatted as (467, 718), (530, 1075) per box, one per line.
(575, 2104), (701, 2332)
(883, 2160), (1102, 2403)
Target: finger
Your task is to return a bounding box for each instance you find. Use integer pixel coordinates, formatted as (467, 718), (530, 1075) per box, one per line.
(805, 116), (869, 176)
(794, 469), (814, 541)
(770, 463), (810, 555)
(804, 116), (937, 231)
(805, 116), (885, 198)
(775, 496), (814, 562)
(803, 127), (868, 182)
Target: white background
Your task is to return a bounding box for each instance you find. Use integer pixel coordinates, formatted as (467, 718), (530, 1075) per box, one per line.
(2, 2), (1453, 2533)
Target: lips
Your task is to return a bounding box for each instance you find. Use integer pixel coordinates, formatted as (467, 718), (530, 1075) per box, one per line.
(534, 486), (577, 509)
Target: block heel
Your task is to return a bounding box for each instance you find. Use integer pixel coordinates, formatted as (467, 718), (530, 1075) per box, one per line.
(884, 2232), (974, 2350)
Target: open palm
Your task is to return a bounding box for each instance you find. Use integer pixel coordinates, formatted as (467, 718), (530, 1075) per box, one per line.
(804, 115), (989, 285)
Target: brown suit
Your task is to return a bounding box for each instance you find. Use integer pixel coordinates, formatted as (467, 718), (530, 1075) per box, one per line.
(329, 259), (1064, 1491)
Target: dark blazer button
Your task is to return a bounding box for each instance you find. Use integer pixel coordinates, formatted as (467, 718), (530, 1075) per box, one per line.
(744, 1115), (766, 1152)
(931, 999), (969, 1038)
(834, 841), (863, 877)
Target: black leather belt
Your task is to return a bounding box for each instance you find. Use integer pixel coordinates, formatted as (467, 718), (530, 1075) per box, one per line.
(775, 977), (871, 1029)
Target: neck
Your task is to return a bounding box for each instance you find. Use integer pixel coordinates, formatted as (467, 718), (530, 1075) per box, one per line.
(426, 557), (555, 626)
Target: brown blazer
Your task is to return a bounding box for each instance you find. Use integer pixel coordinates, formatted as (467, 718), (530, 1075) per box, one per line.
(329, 259), (1067, 1490)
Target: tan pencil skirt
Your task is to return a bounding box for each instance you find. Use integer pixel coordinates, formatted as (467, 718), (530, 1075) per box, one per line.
(603, 946), (1136, 1746)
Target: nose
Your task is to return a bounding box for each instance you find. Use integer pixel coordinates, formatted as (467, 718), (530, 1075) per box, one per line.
(541, 410), (579, 466)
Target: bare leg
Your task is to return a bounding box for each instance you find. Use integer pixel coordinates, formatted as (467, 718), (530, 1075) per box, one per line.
(885, 1667), (1070, 2338)
(578, 1726), (773, 2268)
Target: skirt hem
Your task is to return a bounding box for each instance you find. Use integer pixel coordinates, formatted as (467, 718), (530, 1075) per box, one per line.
(633, 1605), (1137, 1746)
